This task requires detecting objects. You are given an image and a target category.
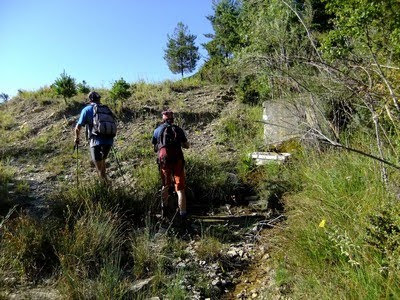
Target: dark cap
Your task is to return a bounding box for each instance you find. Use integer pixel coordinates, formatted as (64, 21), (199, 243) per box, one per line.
(88, 91), (101, 102)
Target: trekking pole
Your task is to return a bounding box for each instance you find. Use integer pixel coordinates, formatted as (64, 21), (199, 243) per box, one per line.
(164, 208), (179, 235)
(73, 143), (79, 187)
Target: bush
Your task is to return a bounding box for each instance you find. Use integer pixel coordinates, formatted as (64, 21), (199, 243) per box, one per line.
(0, 215), (59, 283)
(52, 71), (77, 104)
(77, 80), (90, 94)
(110, 78), (132, 108)
(236, 75), (260, 105)
(197, 57), (238, 84)
(57, 204), (126, 297)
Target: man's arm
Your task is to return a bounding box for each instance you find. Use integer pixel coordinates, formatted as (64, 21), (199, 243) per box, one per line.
(75, 124), (82, 144)
(75, 107), (87, 145)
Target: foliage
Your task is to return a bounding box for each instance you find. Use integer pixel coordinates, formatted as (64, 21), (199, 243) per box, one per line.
(0, 215), (59, 283)
(110, 77), (132, 102)
(197, 56), (238, 84)
(164, 22), (200, 77)
(77, 80), (90, 94)
(185, 151), (236, 206)
(52, 70), (77, 104)
(236, 74), (260, 104)
(204, 0), (242, 59)
(167, 76), (204, 93)
(268, 146), (400, 298)
(321, 0), (400, 60)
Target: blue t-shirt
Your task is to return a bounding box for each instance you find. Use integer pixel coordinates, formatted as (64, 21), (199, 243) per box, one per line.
(77, 104), (114, 147)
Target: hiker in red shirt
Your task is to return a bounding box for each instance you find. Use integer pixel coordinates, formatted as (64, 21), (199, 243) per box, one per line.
(152, 110), (189, 221)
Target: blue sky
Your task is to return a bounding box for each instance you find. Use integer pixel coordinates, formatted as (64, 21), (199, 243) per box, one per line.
(0, 0), (213, 97)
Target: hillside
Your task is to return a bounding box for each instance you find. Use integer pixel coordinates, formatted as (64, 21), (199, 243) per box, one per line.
(0, 82), (284, 299)
(1, 84), (237, 217)
(2, 0), (400, 298)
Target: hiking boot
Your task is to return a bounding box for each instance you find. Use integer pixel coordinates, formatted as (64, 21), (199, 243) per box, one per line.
(174, 213), (188, 228)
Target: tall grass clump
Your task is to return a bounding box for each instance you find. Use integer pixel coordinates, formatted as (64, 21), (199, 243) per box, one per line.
(0, 161), (14, 204)
(270, 147), (400, 298)
(57, 204), (127, 298)
(185, 150), (237, 206)
(50, 180), (155, 222)
(166, 77), (204, 93)
(216, 103), (264, 180)
(129, 80), (173, 109)
(0, 215), (59, 285)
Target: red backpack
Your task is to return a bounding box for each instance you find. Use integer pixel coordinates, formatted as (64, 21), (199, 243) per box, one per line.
(157, 124), (182, 164)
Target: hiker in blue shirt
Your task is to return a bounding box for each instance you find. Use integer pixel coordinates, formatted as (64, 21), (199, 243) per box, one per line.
(74, 91), (115, 181)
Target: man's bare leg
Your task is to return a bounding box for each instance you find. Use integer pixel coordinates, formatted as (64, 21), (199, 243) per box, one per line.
(176, 190), (187, 216)
(94, 160), (107, 182)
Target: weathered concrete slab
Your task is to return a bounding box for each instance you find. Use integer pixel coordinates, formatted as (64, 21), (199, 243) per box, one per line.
(263, 100), (313, 145)
(251, 152), (291, 165)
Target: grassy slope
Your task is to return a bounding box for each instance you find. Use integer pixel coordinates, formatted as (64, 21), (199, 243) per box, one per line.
(2, 78), (399, 298)
(0, 80), (265, 298)
(267, 146), (400, 299)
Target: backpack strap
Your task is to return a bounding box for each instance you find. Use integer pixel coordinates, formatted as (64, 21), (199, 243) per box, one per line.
(156, 123), (169, 151)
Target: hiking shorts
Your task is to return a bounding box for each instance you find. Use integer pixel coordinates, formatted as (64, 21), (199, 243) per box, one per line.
(160, 159), (185, 191)
(90, 144), (112, 162)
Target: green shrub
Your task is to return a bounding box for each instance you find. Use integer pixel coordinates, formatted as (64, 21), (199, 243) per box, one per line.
(236, 75), (260, 105)
(77, 80), (90, 94)
(52, 70), (77, 104)
(109, 78), (132, 113)
(197, 57), (238, 84)
(0, 215), (59, 283)
(57, 204), (125, 296)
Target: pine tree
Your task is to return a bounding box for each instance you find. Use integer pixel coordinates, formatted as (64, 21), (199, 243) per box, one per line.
(53, 70), (77, 104)
(164, 22), (200, 77)
(110, 78), (131, 102)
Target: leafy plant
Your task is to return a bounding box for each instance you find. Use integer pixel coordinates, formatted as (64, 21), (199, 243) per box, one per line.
(77, 80), (90, 94)
(52, 70), (77, 104)
(110, 78), (131, 102)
